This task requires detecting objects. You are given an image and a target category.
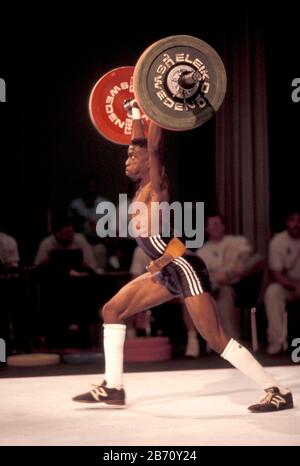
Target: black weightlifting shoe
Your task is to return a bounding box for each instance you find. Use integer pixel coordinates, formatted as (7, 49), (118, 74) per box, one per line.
(72, 380), (125, 407)
(248, 387), (293, 413)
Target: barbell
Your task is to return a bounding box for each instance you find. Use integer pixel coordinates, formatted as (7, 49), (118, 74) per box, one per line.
(89, 35), (227, 144)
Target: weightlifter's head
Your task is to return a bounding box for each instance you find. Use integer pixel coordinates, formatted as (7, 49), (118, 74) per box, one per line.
(125, 138), (149, 181)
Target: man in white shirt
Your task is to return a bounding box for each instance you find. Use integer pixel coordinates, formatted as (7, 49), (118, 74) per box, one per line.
(35, 214), (97, 273)
(0, 231), (20, 347)
(196, 212), (254, 340)
(264, 208), (300, 355)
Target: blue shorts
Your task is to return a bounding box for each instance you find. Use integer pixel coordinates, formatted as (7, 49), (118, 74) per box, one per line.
(136, 235), (211, 298)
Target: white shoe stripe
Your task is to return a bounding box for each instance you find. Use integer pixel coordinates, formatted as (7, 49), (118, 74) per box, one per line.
(91, 387), (108, 400)
(273, 395), (286, 405)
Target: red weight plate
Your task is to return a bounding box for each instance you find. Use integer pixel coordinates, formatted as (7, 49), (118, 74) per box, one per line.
(89, 66), (149, 145)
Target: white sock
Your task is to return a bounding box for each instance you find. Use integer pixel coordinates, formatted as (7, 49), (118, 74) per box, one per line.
(103, 323), (126, 389)
(221, 338), (287, 392)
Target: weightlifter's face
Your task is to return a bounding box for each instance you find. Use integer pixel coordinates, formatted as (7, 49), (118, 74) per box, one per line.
(125, 145), (149, 181)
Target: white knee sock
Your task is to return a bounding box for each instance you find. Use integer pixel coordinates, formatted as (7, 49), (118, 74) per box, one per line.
(103, 323), (126, 388)
(221, 338), (287, 392)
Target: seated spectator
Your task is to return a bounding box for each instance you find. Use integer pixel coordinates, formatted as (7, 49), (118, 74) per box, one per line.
(34, 212), (99, 348)
(264, 207), (300, 355)
(68, 174), (109, 271)
(35, 212), (97, 274)
(0, 229), (21, 352)
(0, 230), (20, 272)
(195, 211), (263, 343)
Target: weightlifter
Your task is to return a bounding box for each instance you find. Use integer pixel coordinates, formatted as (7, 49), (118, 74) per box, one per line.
(73, 100), (293, 413)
